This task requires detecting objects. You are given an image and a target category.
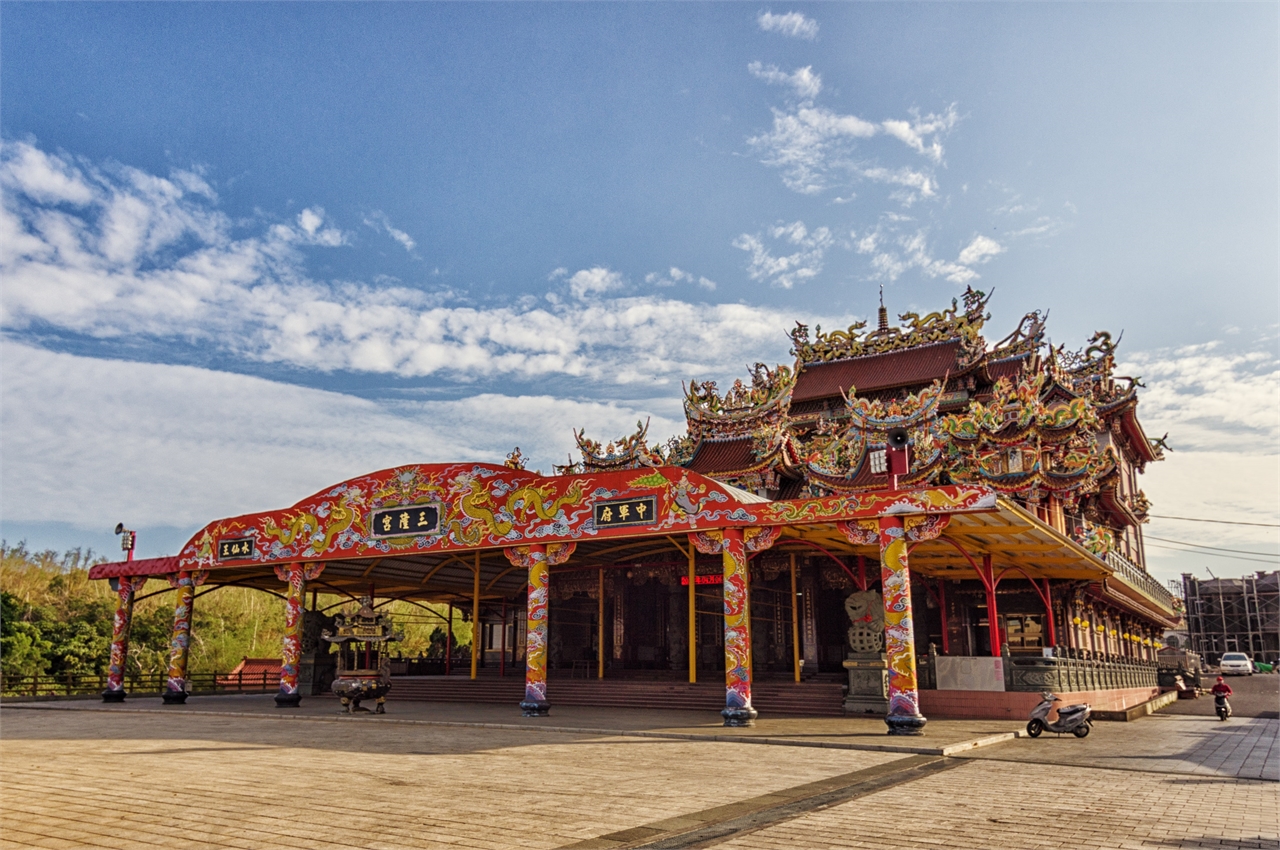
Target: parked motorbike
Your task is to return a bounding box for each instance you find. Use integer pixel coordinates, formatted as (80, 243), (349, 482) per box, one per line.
(1026, 692), (1093, 738)
(1214, 694), (1232, 721)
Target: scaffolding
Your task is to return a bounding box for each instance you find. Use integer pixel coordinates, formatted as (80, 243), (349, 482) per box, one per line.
(1181, 572), (1280, 664)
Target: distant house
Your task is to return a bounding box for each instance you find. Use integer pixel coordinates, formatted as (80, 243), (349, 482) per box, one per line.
(217, 658), (281, 687)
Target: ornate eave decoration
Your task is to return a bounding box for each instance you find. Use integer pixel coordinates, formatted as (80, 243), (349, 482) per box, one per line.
(988, 309), (1047, 362)
(802, 381), (946, 484)
(789, 286), (992, 366)
(560, 419), (665, 475)
(684, 363), (795, 442)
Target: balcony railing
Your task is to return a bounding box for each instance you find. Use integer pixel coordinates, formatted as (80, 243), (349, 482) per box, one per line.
(1105, 550), (1178, 616)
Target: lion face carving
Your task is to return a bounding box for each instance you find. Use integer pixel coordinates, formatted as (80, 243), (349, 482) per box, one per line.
(844, 590), (885, 654)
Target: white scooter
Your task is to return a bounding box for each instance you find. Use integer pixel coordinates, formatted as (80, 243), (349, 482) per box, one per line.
(1026, 692), (1093, 738)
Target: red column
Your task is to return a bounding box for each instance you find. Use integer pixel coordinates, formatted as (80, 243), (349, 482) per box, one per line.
(936, 578), (950, 655)
(1040, 579), (1057, 648)
(981, 554), (1002, 656)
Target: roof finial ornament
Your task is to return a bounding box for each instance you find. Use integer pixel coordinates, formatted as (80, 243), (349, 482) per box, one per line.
(877, 284), (889, 332)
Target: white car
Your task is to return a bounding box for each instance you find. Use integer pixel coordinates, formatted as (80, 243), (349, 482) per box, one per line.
(1219, 652), (1254, 676)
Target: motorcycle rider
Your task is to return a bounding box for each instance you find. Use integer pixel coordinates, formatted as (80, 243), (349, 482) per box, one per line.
(1211, 676), (1233, 719)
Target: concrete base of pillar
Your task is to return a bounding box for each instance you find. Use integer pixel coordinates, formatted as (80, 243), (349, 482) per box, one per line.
(520, 699), (550, 717)
(843, 654), (889, 716)
(274, 692), (303, 708)
(885, 713), (928, 736)
(721, 706), (758, 727)
(161, 688), (188, 705)
(101, 689), (126, 703)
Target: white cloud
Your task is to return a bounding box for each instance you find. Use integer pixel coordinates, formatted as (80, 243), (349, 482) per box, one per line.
(1, 141), (845, 386)
(1120, 344), (1279, 454)
(0, 341), (686, 531)
(748, 103), (955, 199)
(363, 210), (417, 254)
(879, 107), (958, 163)
(645, 267), (717, 291)
(733, 220), (833, 289)
(748, 105), (877, 194)
(295, 207), (348, 246)
(859, 166), (937, 199)
(957, 234), (1005, 266)
(566, 266), (625, 299)
(747, 62), (822, 99)
(854, 227), (992, 284)
(757, 11), (819, 40)
(0, 142), (96, 205)
(1117, 344), (1280, 582)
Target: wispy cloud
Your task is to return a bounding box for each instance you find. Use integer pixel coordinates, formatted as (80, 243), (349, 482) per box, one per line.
(1120, 343), (1280, 454)
(747, 62), (822, 99)
(733, 220), (833, 289)
(853, 227), (1002, 285)
(645, 267), (716, 291)
(363, 210), (417, 254)
(747, 96), (958, 199)
(756, 11), (818, 40)
(1, 141), (845, 386)
(880, 109), (958, 164)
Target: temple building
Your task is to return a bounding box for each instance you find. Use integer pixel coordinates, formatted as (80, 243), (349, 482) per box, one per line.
(89, 289), (1181, 731)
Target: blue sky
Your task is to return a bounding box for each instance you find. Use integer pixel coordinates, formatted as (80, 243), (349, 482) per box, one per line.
(2, 2), (1276, 586)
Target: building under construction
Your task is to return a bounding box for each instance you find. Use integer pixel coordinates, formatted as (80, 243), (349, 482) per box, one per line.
(1181, 571), (1280, 665)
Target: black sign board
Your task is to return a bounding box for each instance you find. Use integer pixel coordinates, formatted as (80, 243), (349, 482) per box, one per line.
(217, 538), (256, 561)
(369, 503), (441, 538)
(593, 496), (657, 528)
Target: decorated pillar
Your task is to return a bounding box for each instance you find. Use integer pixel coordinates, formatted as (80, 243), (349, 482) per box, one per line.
(504, 542), (574, 716)
(691, 526), (778, 727)
(881, 514), (948, 736)
(720, 528), (753, 727)
(274, 562), (324, 707)
(102, 575), (147, 702)
(163, 570), (208, 704)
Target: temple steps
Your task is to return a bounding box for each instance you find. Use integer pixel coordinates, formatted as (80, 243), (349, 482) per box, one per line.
(387, 676), (846, 716)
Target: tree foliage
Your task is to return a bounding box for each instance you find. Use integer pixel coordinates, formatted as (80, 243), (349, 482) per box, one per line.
(1, 541), (475, 682)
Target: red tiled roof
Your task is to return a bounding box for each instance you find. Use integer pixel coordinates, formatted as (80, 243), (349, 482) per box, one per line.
(986, 356), (1028, 382)
(87, 556), (180, 580)
(792, 341), (962, 403)
(226, 657), (282, 676)
(687, 438), (759, 475)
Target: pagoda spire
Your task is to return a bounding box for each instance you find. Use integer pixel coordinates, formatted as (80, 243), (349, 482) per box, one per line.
(877, 285), (889, 332)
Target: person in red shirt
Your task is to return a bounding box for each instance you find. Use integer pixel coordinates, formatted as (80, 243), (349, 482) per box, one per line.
(1211, 676), (1233, 697)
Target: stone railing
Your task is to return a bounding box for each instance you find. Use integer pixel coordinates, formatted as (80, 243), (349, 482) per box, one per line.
(1105, 550), (1179, 617)
(1003, 650), (1158, 693)
(921, 646), (1159, 693)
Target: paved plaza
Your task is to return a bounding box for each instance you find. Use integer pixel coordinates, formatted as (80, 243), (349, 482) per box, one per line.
(1, 698), (1276, 849)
